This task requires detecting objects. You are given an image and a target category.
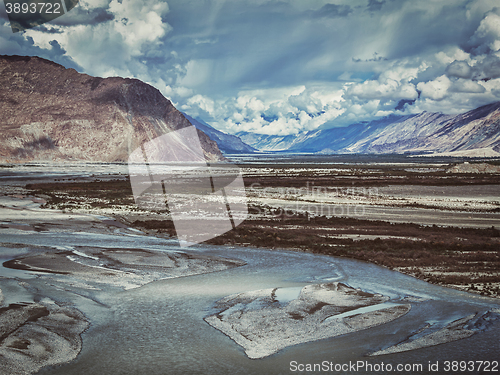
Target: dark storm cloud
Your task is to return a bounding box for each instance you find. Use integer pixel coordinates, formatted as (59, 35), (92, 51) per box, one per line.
(381, 3), (474, 60)
(3, 0), (500, 135)
(395, 98), (416, 111)
(462, 7), (500, 56)
(352, 53), (388, 62)
(446, 61), (472, 79)
(449, 79), (486, 93)
(446, 57), (500, 82)
(367, 0), (385, 12)
(37, 25), (64, 33)
(314, 3), (353, 18)
(51, 6), (114, 26)
(0, 29), (82, 71)
(472, 55), (500, 81)
(149, 0), (500, 131)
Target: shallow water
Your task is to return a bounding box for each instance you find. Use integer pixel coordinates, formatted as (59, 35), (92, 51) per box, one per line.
(2, 230), (493, 375)
(0, 162), (499, 375)
(1, 227), (499, 374)
(325, 302), (402, 322)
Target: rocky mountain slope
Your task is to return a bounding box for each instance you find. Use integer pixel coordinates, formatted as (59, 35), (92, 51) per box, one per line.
(235, 131), (314, 152)
(0, 55), (224, 163)
(183, 114), (256, 154)
(238, 102), (500, 156)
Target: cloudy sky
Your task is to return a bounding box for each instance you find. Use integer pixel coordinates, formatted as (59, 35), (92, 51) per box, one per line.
(2, 0), (500, 135)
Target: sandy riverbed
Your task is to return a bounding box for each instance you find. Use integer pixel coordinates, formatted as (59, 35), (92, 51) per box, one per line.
(0, 288), (89, 375)
(0, 195), (246, 374)
(370, 308), (500, 356)
(205, 282), (411, 359)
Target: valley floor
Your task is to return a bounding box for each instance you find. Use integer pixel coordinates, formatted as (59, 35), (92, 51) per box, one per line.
(18, 159), (500, 299)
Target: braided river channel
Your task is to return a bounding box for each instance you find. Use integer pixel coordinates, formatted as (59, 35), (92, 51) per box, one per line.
(0, 161), (498, 375)
(0, 229), (497, 375)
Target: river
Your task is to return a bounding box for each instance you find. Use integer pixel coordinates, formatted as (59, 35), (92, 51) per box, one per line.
(0, 161), (498, 374)
(0, 229), (497, 375)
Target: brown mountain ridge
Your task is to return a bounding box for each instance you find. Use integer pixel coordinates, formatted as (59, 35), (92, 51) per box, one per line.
(0, 55), (224, 163)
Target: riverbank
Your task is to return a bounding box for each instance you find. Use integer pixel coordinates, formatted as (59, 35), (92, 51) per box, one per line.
(0, 285), (89, 375)
(0, 194), (245, 374)
(205, 281), (500, 360)
(0, 162), (499, 370)
(204, 209), (500, 298)
(19, 161), (500, 299)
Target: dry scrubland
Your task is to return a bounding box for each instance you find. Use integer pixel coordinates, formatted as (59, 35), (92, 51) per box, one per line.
(25, 160), (500, 298)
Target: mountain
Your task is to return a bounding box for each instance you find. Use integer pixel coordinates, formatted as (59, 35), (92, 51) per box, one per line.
(236, 131), (313, 152)
(0, 55), (224, 163)
(237, 114), (437, 153)
(238, 102), (500, 156)
(182, 114), (256, 154)
(416, 102), (500, 156)
(289, 114), (418, 153)
(339, 112), (454, 154)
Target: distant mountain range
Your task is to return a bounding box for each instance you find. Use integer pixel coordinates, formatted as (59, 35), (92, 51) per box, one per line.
(0, 55), (224, 163)
(236, 102), (500, 157)
(2, 55), (499, 162)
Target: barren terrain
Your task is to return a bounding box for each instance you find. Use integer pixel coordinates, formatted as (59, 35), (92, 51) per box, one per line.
(19, 159), (500, 298)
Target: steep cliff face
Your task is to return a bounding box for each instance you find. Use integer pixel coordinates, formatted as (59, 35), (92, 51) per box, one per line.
(0, 55), (224, 163)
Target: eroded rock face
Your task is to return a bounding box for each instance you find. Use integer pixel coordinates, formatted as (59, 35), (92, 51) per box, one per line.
(0, 55), (224, 163)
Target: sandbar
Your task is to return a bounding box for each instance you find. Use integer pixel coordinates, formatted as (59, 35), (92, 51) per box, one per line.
(205, 282), (411, 359)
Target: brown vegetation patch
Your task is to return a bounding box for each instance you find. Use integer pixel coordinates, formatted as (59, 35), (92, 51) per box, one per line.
(24, 169), (500, 298)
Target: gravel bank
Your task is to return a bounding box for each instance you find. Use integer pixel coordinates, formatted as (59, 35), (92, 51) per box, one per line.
(205, 282), (411, 359)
